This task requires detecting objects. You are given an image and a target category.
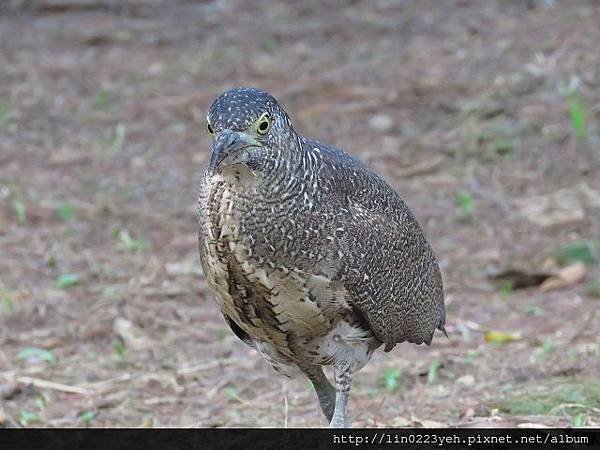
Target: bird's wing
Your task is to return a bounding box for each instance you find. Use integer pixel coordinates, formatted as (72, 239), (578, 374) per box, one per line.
(313, 142), (446, 350)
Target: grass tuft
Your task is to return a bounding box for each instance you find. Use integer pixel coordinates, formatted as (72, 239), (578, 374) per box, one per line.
(566, 91), (587, 139)
(0, 102), (11, 126)
(19, 410), (41, 426)
(117, 229), (148, 252)
(11, 198), (26, 225)
(56, 273), (80, 289)
(17, 347), (55, 364)
(552, 240), (600, 267)
(56, 204), (76, 222)
(498, 380), (600, 417)
(456, 191), (474, 220)
(381, 367), (403, 392)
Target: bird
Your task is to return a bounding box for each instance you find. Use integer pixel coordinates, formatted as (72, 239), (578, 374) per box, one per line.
(197, 87), (446, 428)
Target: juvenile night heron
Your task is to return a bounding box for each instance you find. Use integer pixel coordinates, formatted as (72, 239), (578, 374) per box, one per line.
(197, 87), (446, 427)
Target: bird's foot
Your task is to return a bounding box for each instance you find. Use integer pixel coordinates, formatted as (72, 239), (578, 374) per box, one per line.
(329, 366), (352, 428)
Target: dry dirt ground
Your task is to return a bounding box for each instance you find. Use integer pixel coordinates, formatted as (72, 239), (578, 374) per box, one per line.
(0, 0), (599, 428)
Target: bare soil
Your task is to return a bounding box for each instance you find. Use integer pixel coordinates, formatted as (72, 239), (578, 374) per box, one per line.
(0, 0), (599, 427)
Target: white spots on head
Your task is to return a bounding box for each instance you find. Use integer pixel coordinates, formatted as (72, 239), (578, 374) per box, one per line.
(208, 87), (289, 134)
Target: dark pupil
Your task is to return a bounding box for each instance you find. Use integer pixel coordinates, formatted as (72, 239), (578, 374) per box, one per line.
(207, 123), (213, 133)
(259, 121), (268, 131)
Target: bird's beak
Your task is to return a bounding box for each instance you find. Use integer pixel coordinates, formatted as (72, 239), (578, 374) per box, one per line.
(207, 129), (259, 177)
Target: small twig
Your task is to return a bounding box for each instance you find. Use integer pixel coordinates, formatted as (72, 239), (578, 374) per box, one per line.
(283, 383), (289, 428)
(176, 357), (240, 376)
(227, 391), (273, 413)
(144, 396), (179, 406)
(16, 376), (93, 396)
(548, 403), (600, 415)
(396, 156), (446, 178)
(284, 394), (289, 429)
(205, 375), (234, 400)
(82, 373), (132, 393)
(0, 365), (47, 379)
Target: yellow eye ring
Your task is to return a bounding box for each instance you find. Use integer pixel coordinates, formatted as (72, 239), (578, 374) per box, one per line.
(256, 113), (271, 135)
(206, 122), (214, 135)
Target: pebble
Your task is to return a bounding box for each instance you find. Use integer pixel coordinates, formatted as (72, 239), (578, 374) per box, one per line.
(368, 114), (394, 132)
(457, 374), (475, 387)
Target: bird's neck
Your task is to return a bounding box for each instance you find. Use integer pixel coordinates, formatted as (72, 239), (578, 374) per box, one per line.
(215, 136), (319, 205)
(260, 137), (317, 198)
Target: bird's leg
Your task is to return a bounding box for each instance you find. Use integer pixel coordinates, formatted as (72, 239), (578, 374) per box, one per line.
(304, 365), (336, 422)
(330, 365), (353, 428)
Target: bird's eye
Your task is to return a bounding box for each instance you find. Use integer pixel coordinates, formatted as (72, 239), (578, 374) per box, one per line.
(256, 113), (271, 135)
(206, 122), (214, 135)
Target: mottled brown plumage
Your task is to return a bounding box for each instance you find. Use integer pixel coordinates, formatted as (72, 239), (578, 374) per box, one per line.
(197, 87), (446, 427)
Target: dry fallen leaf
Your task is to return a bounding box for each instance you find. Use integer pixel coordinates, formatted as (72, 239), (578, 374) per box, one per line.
(539, 262), (587, 292)
(515, 188), (585, 228)
(459, 407), (476, 423)
(487, 266), (553, 289)
(413, 418), (448, 428)
(456, 374), (475, 387)
(390, 416), (412, 427)
(484, 330), (520, 344)
(517, 422), (550, 428)
(540, 257), (559, 271)
(49, 149), (91, 166)
(460, 416), (540, 428)
(113, 318), (149, 350)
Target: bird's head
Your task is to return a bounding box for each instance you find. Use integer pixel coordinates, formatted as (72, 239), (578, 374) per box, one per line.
(205, 87), (298, 177)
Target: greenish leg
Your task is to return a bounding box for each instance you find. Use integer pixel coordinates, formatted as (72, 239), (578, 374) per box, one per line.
(330, 366), (352, 428)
